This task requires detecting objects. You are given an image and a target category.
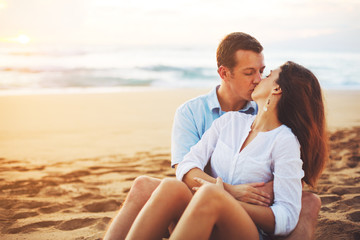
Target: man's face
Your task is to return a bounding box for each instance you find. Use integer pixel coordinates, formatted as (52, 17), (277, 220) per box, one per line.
(226, 50), (265, 102)
(252, 67), (281, 101)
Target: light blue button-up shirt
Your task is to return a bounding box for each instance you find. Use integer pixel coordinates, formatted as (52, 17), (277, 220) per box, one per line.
(171, 85), (258, 167)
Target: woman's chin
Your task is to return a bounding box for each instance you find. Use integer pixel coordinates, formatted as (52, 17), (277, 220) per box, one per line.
(250, 92), (257, 101)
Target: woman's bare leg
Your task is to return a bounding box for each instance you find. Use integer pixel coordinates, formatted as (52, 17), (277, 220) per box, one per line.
(170, 184), (259, 240)
(126, 178), (193, 240)
(104, 176), (161, 240)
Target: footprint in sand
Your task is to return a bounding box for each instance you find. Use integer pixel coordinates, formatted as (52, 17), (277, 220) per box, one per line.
(347, 211), (360, 222)
(82, 199), (121, 212)
(62, 170), (91, 179)
(353, 231), (360, 240)
(122, 187), (131, 193)
(55, 218), (98, 231)
(342, 195), (360, 207)
(15, 200), (50, 209)
(320, 194), (341, 205)
(347, 156), (360, 168)
(124, 177), (137, 181)
(10, 211), (39, 219)
(93, 217), (112, 231)
(73, 193), (105, 201)
(329, 186), (360, 196)
(342, 176), (360, 185)
(6, 220), (61, 234)
(38, 203), (75, 214)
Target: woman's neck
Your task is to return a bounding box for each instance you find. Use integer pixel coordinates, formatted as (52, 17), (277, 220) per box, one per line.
(251, 108), (282, 132)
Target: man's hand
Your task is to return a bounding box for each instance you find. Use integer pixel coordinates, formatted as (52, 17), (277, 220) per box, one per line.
(225, 182), (271, 206)
(256, 181), (274, 205)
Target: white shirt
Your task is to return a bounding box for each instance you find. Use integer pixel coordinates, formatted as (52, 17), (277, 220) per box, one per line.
(176, 112), (304, 236)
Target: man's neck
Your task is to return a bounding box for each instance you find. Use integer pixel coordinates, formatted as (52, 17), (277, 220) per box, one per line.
(217, 85), (248, 112)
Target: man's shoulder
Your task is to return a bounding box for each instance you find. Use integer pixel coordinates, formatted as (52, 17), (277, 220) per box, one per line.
(177, 91), (212, 113)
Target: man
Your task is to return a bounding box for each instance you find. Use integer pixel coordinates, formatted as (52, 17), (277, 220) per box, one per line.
(104, 32), (321, 240)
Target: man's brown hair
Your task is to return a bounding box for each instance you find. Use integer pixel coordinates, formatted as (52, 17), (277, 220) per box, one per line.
(216, 32), (263, 69)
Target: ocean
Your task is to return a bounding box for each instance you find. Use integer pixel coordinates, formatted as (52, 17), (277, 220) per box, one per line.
(1, 44), (359, 95)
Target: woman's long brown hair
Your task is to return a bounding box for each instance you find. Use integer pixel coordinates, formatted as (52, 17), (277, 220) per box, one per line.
(276, 61), (328, 188)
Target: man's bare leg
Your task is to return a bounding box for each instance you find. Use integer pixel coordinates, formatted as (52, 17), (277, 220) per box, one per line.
(126, 178), (192, 240)
(279, 192), (321, 240)
(103, 176), (161, 240)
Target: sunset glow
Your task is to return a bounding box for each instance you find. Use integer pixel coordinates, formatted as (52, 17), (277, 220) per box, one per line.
(15, 34), (31, 44)
(0, 0), (358, 47)
(0, 0), (6, 9)
(0, 34), (32, 44)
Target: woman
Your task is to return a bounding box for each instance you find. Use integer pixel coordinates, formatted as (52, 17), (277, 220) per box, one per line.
(125, 61), (328, 240)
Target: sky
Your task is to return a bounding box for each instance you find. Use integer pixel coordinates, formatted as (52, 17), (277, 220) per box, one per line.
(0, 0), (359, 50)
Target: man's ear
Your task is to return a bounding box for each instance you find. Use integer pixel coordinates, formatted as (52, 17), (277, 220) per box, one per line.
(218, 65), (230, 81)
(272, 84), (282, 95)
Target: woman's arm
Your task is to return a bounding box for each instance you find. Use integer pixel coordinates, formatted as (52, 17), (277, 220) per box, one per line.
(270, 133), (304, 236)
(175, 113), (222, 181)
(181, 167), (272, 206)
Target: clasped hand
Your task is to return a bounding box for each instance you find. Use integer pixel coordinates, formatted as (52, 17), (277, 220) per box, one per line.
(192, 177), (272, 206)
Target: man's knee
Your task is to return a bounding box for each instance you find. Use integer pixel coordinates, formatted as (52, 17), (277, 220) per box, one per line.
(127, 176), (161, 204)
(301, 191), (321, 215)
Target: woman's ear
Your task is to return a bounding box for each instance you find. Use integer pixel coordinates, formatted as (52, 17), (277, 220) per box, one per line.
(272, 84), (282, 95)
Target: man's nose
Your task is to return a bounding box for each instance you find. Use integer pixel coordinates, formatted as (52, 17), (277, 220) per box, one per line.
(253, 71), (262, 83)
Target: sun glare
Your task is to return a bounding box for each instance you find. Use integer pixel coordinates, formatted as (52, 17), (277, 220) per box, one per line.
(15, 34), (31, 44)
(0, 0), (6, 9)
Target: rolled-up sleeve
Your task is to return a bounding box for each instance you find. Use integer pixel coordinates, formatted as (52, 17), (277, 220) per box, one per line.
(270, 134), (304, 236)
(176, 116), (222, 181)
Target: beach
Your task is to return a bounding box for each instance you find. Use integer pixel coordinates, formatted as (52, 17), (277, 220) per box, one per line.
(0, 88), (359, 239)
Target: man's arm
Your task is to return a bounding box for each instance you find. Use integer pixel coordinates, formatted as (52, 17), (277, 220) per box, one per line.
(177, 165), (272, 206)
(239, 201), (275, 234)
(171, 106), (201, 168)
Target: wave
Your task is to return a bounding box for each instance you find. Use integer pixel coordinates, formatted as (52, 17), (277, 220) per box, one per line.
(1, 45), (360, 92)
(0, 65), (218, 90)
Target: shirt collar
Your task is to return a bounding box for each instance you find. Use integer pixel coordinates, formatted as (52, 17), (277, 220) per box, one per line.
(208, 85), (257, 115)
(241, 101), (258, 115)
(208, 85), (221, 112)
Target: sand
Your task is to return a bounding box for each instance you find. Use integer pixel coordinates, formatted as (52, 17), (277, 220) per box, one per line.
(0, 88), (359, 239)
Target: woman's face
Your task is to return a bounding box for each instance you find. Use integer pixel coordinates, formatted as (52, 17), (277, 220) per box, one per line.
(251, 67), (281, 101)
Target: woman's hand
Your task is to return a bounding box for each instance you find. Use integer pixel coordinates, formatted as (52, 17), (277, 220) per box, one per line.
(227, 182), (271, 206)
(192, 177), (271, 206)
(192, 177), (224, 191)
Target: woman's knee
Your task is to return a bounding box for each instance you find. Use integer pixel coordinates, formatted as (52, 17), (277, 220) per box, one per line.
(192, 184), (226, 213)
(157, 178), (191, 202)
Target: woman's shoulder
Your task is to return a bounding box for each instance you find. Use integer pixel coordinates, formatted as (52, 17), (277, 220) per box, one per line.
(211, 112), (254, 134)
(279, 124), (295, 136)
(221, 111), (255, 122)
(214, 111), (254, 128)
(276, 125), (300, 147)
